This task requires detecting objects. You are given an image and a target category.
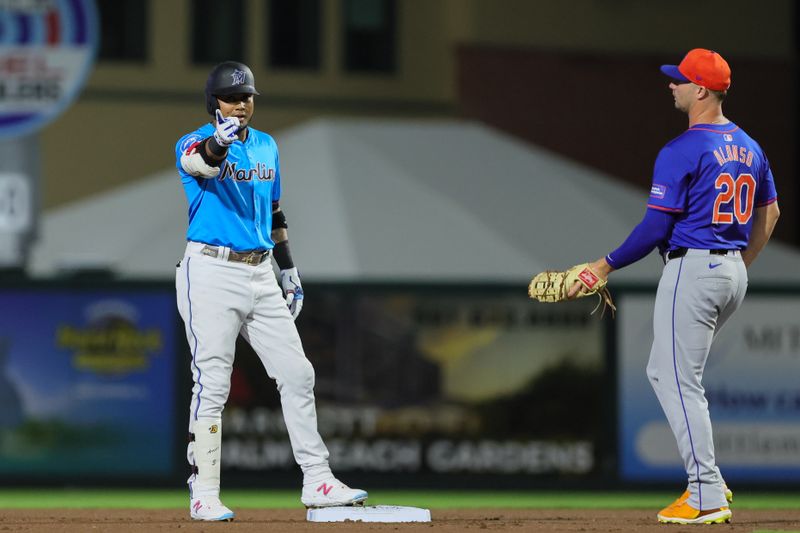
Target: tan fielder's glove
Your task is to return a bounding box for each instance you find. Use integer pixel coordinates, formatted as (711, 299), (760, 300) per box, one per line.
(527, 263), (616, 317)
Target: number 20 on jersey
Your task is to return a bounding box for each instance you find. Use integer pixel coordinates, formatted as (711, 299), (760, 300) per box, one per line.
(712, 172), (755, 224)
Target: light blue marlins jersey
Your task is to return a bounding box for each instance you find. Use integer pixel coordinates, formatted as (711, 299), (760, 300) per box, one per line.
(175, 123), (282, 251)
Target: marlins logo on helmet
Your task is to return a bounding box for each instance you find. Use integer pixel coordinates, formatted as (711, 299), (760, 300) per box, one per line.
(231, 69), (246, 85)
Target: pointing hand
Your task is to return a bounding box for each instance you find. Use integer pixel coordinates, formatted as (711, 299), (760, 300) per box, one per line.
(214, 109), (240, 146)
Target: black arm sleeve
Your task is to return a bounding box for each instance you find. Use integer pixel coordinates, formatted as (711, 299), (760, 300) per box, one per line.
(273, 241), (294, 270)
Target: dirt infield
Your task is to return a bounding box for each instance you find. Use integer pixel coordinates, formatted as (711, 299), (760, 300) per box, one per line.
(2, 509), (799, 532)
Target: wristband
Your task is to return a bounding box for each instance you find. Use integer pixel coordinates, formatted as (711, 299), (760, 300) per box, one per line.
(207, 135), (229, 156)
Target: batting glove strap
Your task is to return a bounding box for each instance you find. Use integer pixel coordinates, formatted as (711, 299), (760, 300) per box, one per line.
(280, 268), (304, 319)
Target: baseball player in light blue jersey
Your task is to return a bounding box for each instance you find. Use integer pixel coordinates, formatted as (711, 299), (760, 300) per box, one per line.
(174, 61), (367, 521)
(571, 49), (779, 524)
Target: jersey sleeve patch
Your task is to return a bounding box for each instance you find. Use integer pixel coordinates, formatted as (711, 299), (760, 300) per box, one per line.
(650, 184), (668, 199)
(180, 134), (203, 153)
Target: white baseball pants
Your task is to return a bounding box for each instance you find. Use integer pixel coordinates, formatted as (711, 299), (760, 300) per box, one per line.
(647, 249), (747, 510)
(175, 241), (332, 496)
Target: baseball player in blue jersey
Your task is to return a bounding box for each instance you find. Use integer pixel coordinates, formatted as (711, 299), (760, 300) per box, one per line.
(174, 61), (367, 521)
(570, 49), (779, 524)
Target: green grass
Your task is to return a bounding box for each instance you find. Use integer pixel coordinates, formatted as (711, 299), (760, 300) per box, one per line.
(0, 490), (798, 510)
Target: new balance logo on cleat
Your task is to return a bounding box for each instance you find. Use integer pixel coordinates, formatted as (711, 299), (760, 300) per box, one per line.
(301, 478), (368, 508)
(190, 497), (234, 521)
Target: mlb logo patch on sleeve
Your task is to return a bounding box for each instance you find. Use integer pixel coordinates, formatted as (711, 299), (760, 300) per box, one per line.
(650, 184), (668, 199)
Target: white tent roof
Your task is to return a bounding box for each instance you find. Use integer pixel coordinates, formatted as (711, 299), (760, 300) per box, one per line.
(29, 118), (800, 283)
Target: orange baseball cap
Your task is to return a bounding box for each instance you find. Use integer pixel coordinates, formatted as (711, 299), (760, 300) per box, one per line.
(660, 48), (731, 91)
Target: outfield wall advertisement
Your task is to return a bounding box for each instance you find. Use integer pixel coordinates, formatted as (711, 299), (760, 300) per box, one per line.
(222, 287), (608, 485)
(618, 291), (800, 483)
(0, 287), (179, 479)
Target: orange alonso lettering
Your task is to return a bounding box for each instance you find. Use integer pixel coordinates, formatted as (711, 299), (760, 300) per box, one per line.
(713, 145), (755, 168)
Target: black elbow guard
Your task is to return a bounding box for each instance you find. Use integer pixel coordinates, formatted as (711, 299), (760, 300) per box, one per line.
(272, 209), (288, 230)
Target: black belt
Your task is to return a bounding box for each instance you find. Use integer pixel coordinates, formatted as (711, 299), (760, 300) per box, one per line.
(667, 247), (736, 260)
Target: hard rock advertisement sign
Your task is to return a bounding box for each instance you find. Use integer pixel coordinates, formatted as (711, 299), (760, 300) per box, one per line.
(0, 286), (179, 481)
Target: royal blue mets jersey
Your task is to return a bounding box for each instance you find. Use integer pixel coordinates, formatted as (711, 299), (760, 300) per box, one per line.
(647, 122), (777, 250)
(175, 124), (282, 251)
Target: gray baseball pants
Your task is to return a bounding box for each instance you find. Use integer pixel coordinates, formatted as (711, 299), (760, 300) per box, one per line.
(646, 248), (746, 510)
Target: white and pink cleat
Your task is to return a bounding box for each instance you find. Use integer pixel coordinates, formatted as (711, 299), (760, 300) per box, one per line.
(301, 478), (368, 508)
(190, 496), (235, 521)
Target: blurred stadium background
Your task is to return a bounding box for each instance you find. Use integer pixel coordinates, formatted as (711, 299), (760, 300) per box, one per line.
(0, 0), (798, 519)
